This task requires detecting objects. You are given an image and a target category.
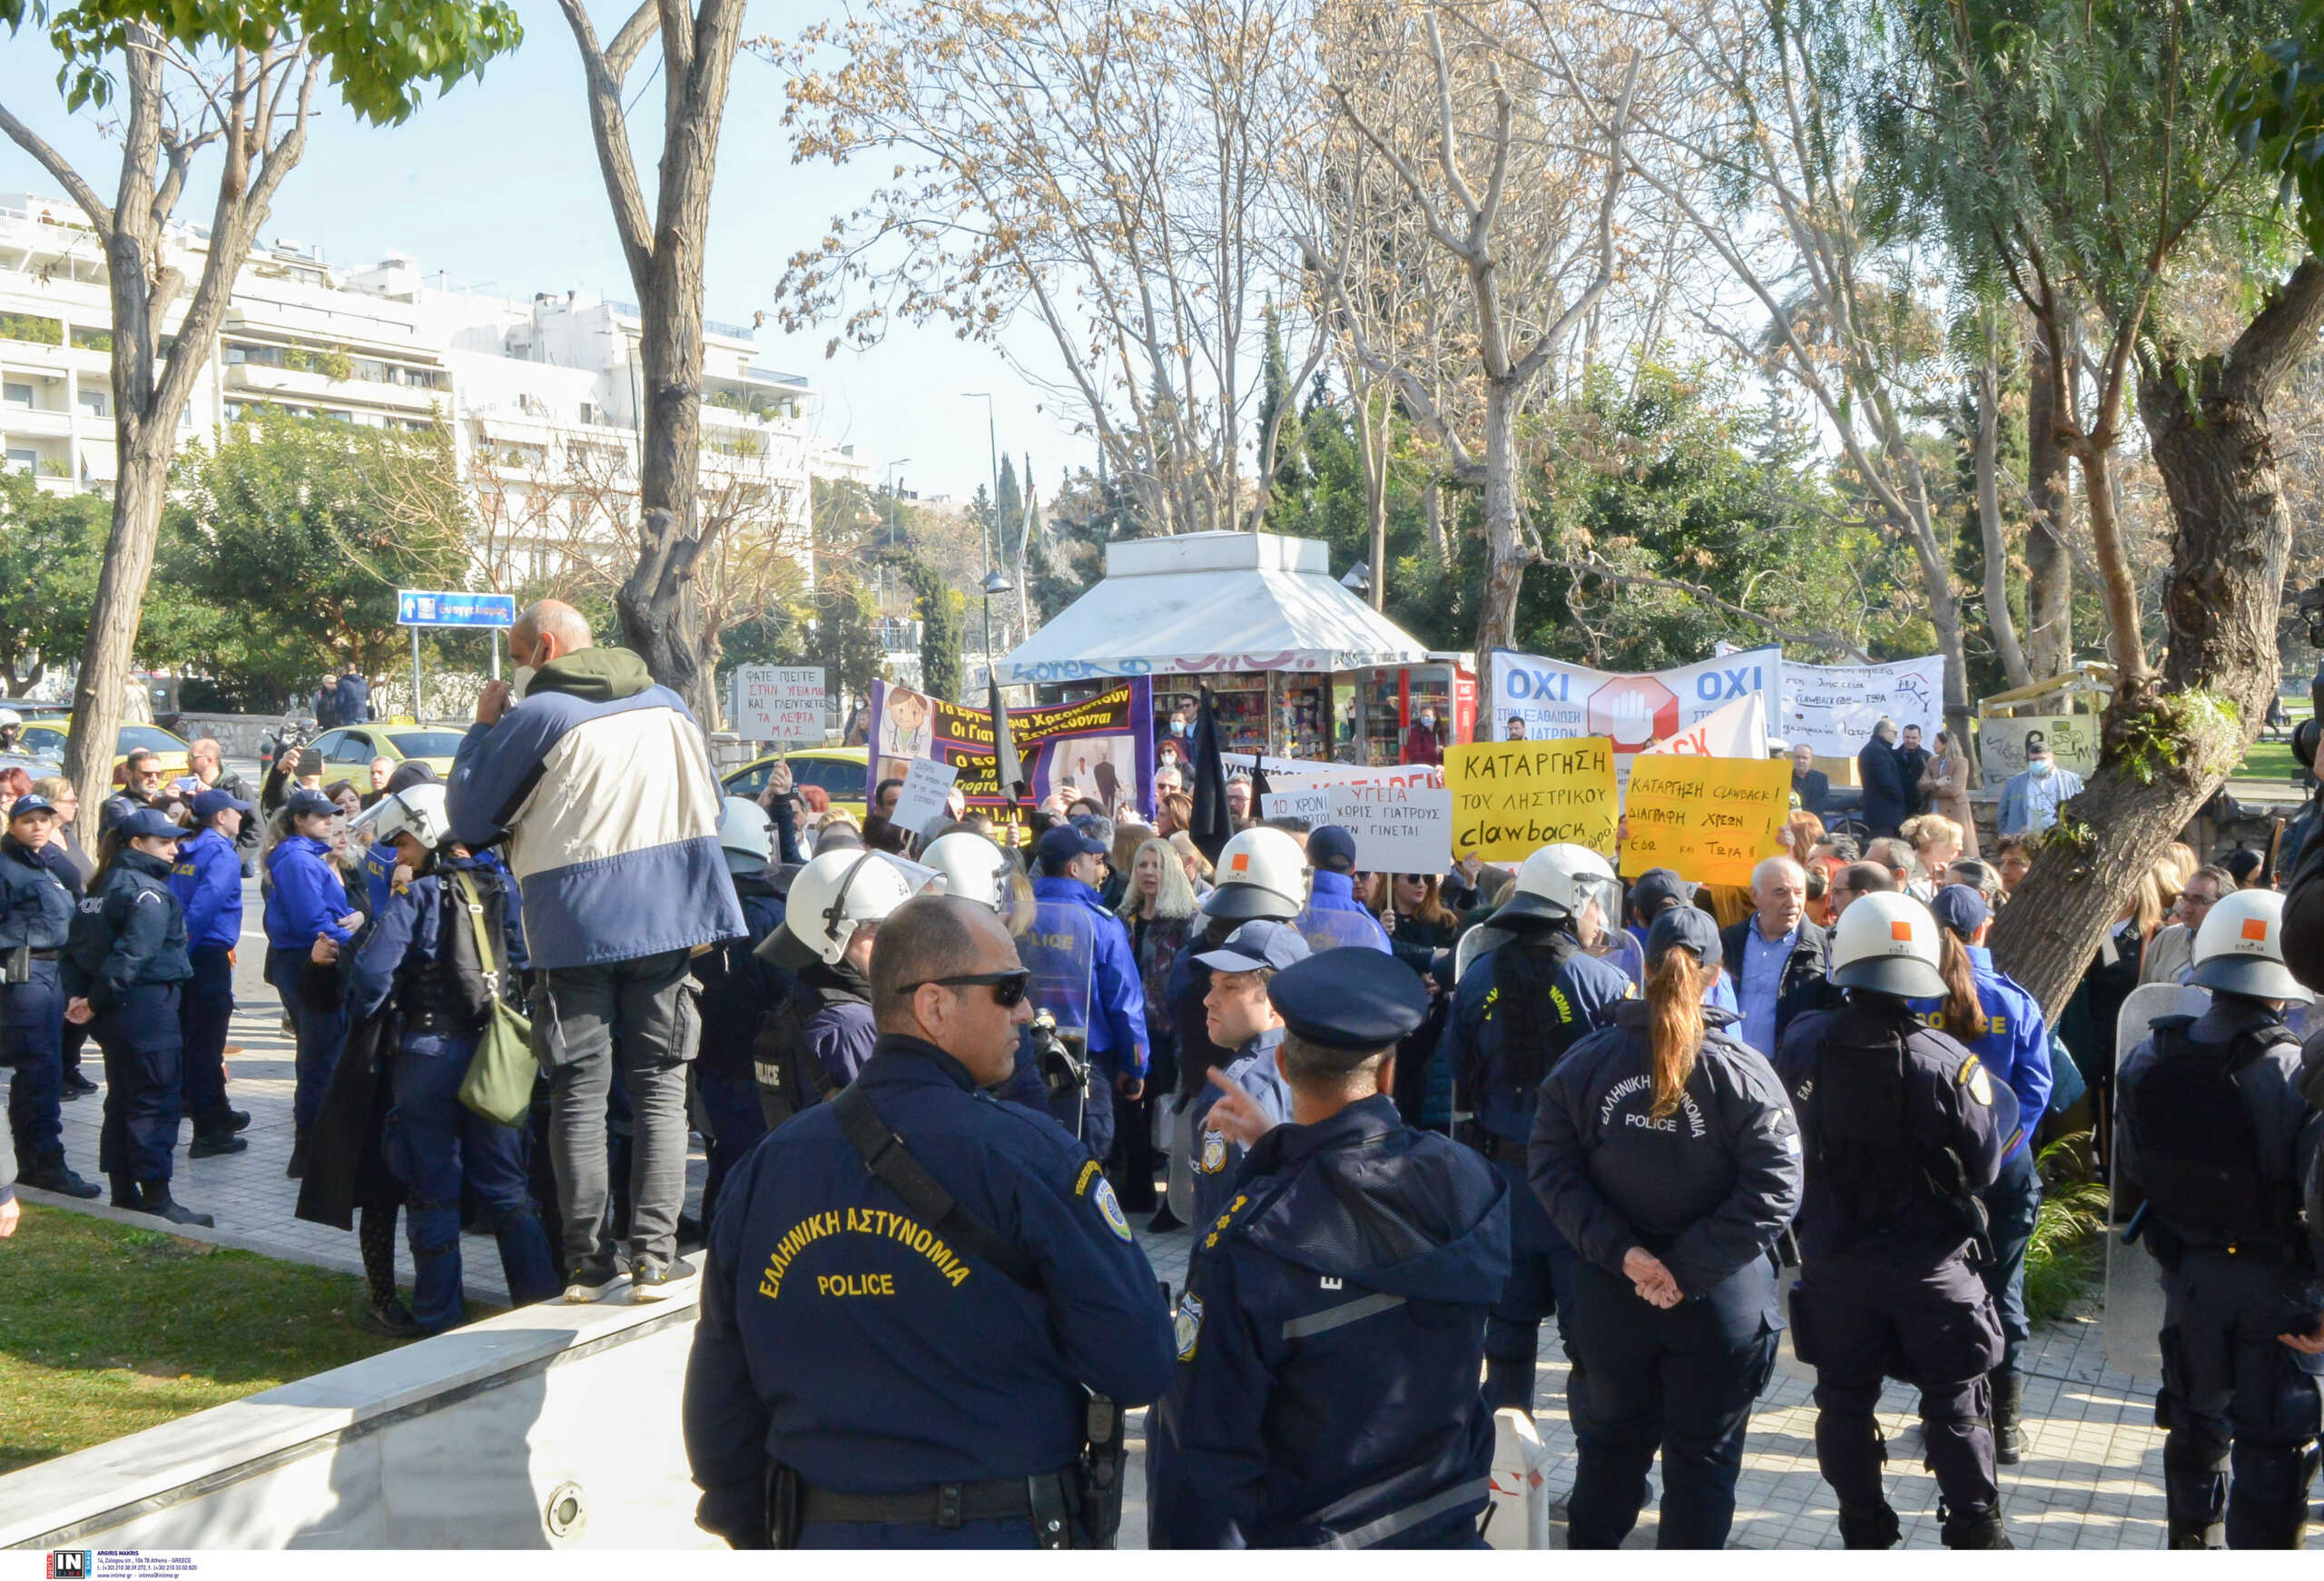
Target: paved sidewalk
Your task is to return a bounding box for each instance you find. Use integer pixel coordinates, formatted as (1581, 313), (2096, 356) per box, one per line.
(11, 999), (2290, 1548)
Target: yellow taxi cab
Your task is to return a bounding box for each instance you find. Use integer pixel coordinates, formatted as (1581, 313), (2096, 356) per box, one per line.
(723, 746), (870, 821)
(310, 724), (469, 781)
(16, 717), (192, 777)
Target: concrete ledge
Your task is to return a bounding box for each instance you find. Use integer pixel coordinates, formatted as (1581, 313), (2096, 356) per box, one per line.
(0, 1280), (715, 1550)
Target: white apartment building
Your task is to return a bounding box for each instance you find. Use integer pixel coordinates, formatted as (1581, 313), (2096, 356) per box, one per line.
(0, 192), (865, 593)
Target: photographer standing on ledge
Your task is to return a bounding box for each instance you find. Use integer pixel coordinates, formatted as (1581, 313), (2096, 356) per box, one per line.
(684, 894), (1173, 1548)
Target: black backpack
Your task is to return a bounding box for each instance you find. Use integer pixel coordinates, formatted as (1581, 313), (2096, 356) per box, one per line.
(2132, 1015), (2295, 1248)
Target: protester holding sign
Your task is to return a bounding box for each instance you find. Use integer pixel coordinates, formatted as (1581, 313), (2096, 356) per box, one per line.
(1443, 738), (1619, 864)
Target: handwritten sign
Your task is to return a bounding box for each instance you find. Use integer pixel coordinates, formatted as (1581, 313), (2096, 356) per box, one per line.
(1443, 738), (1618, 863)
(1620, 756), (1793, 886)
(1329, 783), (1453, 873)
(733, 666), (826, 745)
(1261, 786), (1336, 825)
(1976, 714), (2098, 781)
(889, 756), (960, 840)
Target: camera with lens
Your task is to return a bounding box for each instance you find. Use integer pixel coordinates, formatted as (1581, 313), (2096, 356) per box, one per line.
(2297, 579), (2324, 774)
(1029, 1009), (1088, 1101)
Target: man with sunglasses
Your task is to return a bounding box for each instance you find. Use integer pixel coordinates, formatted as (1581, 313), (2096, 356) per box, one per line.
(687, 894), (1175, 1548)
(99, 749), (167, 835)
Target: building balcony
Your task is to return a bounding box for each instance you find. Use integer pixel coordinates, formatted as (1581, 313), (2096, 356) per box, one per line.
(225, 361), (442, 410)
(0, 403), (74, 439)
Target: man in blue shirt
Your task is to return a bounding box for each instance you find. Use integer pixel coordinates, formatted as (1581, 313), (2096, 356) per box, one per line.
(170, 789), (251, 1158)
(1718, 855), (1834, 1056)
(1029, 823), (1150, 1160)
(1996, 731), (2084, 837)
(1295, 825), (1390, 954)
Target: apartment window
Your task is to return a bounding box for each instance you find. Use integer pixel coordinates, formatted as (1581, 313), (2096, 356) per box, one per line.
(5, 448), (34, 472)
(1, 382), (30, 408)
(78, 390), (106, 417)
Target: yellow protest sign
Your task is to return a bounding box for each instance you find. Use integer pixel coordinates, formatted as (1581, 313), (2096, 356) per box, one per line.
(1620, 756), (1794, 886)
(1444, 737), (1619, 863)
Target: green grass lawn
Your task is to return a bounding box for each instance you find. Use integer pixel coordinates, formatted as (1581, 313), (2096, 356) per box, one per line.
(2235, 737), (2300, 786)
(0, 1207), (410, 1476)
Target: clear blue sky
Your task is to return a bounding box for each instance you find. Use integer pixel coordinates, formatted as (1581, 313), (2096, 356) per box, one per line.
(0, 0), (1084, 504)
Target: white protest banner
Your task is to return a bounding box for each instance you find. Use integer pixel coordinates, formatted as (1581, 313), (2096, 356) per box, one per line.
(1639, 693), (1768, 759)
(1489, 647), (1783, 772)
(1237, 755), (1368, 783)
(1780, 656), (1945, 756)
(1266, 763), (1446, 795)
(1261, 786), (1336, 824)
(732, 665), (827, 745)
(889, 756), (960, 838)
(1329, 783), (1453, 873)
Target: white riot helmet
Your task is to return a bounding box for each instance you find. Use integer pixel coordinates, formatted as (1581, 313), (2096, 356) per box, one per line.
(1497, 844), (1618, 931)
(1829, 890), (1945, 999)
(921, 830), (1013, 912)
(2190, 888), (2312, 1003)
(763, 846), (915, 969)
(716, 795), (773, 873)
(0, 709), (20, 729)
(351, 784), (450, 850)
(1199, 826), (1309, 922)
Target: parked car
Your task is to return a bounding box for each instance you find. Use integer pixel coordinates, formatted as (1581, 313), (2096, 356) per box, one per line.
(15, 718), (192, 777)
(723, 746), (870, 821)
(310, 724), (469, 783)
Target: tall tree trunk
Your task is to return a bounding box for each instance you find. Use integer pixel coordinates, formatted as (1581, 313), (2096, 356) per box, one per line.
(1976, 354), (2033, 697)
(1473, 380), (1525, 699)
(1992, 260), (2324, 1017)
(2073, 444), (2146, 702)
(1423, 478), (1448, 566)
(2024, 331), (2073, 680)
(617, 244), (717, 725)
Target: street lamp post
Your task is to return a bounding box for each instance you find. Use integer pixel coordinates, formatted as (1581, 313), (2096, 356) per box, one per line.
(980, 567), (1013, 700)
(962, 392), (1000, 628)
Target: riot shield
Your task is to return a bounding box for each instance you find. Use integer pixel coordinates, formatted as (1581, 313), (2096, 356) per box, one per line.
(2102, 981), (2211, 1377)
(1296, 904), (1391, 955)
(1021, 899), (1098, 1136)
(1591, 927), (1645, 989)
(1455, 924), (1513, 985)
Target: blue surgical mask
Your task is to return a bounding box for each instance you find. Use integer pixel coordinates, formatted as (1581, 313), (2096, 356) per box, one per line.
(2030, 757), (2053, 778)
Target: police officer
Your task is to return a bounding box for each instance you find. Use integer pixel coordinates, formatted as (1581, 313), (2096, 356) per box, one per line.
(2118, 887), (2320, 1548)
(64, 808), (209, 1226)
(346, 786), (561, 1329)
(1184, 920), (1307, 1226)
(267, 786), (363, 1178)
(1147, 947), (1510, 1546)
(685, 894), (1175, 1547)
(0, 792), (98, 1198)
(1772, 890), (2014, 1549)
(172, 787), (253, 1160)
(754, 848), (913, 1125)
(1908, 884), (2052, 1463)
(1164, 827), (1308, 1112)
(1530, 905), (1801, 1548)
(1439, 843), (1632, 1409)
(693, 796), (787, 1230)
(1296, 825), (1390, 953)
(1028, 823), (1150, 1157)
(923, 829), (1049, 1117)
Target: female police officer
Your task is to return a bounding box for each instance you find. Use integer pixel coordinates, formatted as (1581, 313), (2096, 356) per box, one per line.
(1772, 890), (2015, 1549)
(1530, 905), (1800, 1548)
(64, 807), (207, 1226)
(1909, 884), (2053, 1464)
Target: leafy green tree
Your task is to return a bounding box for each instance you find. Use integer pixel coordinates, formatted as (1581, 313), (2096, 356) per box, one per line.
(0, 472), (103, 697)
(895, 554), (963, 703)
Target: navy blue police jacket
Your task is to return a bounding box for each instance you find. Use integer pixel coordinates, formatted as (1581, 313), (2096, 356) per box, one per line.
(684, 1034), (1175, 1546)
(1147, 1093), (1511, 1548)
(1530, 1003), (1801, 1297)
(0, 835), (77, 953)
(692, 871), (787, 1082)
(1772, 998), (2014, 1264)
(64, 848), (192, 1010)
(1440, 934), (1632, 1140)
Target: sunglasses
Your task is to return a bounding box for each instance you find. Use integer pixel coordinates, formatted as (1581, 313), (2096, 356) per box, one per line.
(903, 970), (1031, 1008)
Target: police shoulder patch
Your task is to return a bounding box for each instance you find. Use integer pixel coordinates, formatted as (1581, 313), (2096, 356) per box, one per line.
(1174, 1292), (1204, 1361)
(1199, 1129), (1227, 1174)
(1958, 1055), (1993, 1107)
(1073, 1158), (1103, 1199)
(1093, 1178), (1133, 1242)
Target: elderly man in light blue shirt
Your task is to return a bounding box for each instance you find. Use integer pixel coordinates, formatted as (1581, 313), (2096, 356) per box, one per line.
(1996, 730), (2084, 836)
(1718, 855), (1834, 1057)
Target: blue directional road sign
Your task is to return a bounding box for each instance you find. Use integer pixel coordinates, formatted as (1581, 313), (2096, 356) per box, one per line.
(398, 590), (517, 628)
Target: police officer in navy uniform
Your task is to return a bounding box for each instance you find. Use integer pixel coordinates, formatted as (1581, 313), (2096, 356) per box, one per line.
(1163, 828), (1309, 1115)
(171, 787), (254, 1160)
(64, 808), (210, 1227)
(1183, 920), (1306, 1227)
(1147, 947), (1510, 1547)
(685, 894), (1174, 1548)
(1772, 890), (2014, 1549)
(2119, 887), (2322, 1548)
(1906, 884), (2053, 1463)
(0, 792), (98, 1199)
(1530, 905), (1801, 1548)
(1438, 842), (1631, 1410)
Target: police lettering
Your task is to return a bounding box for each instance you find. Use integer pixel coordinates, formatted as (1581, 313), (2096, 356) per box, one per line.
(756, 1207), (975, 1299)
(816, 1272), (896, 1298)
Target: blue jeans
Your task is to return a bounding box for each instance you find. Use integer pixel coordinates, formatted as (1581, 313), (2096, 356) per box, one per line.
(95, 983), (182, 1184)
(4, 960), (64, 1161)
(385, 1032), (561, 1331)
(178, 944), (234, 1126)
(270, 944), (346, 1131)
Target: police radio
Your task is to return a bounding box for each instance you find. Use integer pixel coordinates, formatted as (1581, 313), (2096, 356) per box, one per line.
(1030, 1009), (1088, 1100)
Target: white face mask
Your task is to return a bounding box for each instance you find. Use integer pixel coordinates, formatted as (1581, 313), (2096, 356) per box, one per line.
(512, 664), (537, 699)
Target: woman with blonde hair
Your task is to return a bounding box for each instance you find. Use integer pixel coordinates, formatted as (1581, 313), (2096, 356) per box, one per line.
(1531, 904), (1800, 1548)
(1121, 835), (1199, 1230)
(1899, 814), (1965, 899)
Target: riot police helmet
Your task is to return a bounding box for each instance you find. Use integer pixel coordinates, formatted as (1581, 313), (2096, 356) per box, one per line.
(1496, 843), (1618, 932)
(1828, 889), (1945, 999)
(1198, 826), (1309, 922)
(2190, 887), (2312, 1003)
(763, 846), (916, 968)
(351, 784), (450, 851)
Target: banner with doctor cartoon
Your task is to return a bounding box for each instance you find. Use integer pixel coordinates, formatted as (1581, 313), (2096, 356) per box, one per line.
(1487, 647), (1783, 776)
(1779, 656), (1946, 756)
(868, 676), (1156, 819)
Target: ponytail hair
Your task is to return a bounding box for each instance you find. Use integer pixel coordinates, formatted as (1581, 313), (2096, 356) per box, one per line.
(1936, 930), (1984, 1040)
(1645, 947), (1708, 1119)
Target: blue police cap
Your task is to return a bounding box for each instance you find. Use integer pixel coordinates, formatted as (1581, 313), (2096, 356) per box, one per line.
(1929, 884), (1992, 939)
(1266, 947), (1429, 1052)
(114, 807), (184, 841)
(192, 787), (252, 825)
(1034, 823), (1107, 865)
(1645, 904), (1721, 969)
(6, 793), (56, 821)
(285, 787), (339, 821)
(1629, 867), (1692, 920)
(1306, 824), (1357, 871)
(1195, 919), (1311, 975)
